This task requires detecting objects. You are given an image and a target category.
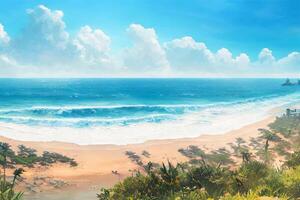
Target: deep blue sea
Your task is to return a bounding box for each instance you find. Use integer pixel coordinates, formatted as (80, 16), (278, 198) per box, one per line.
(0, 78), (299, 144)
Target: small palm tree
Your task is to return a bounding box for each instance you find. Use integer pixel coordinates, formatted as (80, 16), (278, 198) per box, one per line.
(237, 161), (269, 193)
(0, 143), (24, 200)
(0, 143), (13, 184)
(11, 168), (24, 190)
(159, 161), (179, 191)
(241, 151), (251, 163)
(144, 162), (154, 175)
(259, 129), (278, 150)
(259, 129), (278, 164)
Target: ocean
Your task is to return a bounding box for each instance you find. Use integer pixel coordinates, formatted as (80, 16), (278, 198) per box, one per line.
(0, 78), (299, 145)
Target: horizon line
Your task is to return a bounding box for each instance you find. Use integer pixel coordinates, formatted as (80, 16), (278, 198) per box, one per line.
(0, 76), (297, 79)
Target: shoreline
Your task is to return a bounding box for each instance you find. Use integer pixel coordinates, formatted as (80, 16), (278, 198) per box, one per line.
(0, 116), (276, 199)
(0, 91), (297, 146)
(0, 103), (284, 145)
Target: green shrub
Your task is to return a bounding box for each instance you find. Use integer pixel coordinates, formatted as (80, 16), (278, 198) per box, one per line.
(285, 151), (300, 168)
(282, 166), (300, 198)
(98, 114), (300, 200)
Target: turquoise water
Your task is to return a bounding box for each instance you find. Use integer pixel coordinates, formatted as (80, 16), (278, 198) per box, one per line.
(0, 78), (298, 127)
(0, 78), (299, 144)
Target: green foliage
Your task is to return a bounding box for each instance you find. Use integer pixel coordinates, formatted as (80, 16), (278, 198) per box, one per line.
(269, 116), (300, 138)
(0, 142), (77, 168)
(98, 114), (300, 200)
(185, 163), (232, 197)
(159, 161), (180, 191)
(0, 143), (16, 170)
(0, 178), (23, 200)
(0, 143), (24, 200)
(0, 189), (23, 200)
(220, 190), (288, 200)
(98, 157), (300, 200)
(285, 151), (300, 168)
(167, 188), (210, 200)
(39, 151), (78, 167)
(15, 145), (39, 167)
(282, 166), (300, 198)
(0, 142), (78, 200)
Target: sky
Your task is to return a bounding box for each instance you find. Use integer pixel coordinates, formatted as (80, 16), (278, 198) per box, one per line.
(0, 0), (299, 77)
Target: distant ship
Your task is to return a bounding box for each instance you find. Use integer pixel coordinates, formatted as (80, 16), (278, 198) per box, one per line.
(282, 78), (300, 86)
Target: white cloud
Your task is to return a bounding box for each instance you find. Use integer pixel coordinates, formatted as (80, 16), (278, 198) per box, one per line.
(165, 37), (250, 73)
(277, 52), (300, 71)
(0, 24), (10, 46)
(73, 25), (112, 66)
(215, 48), (250, 68)
(25, 5), (69, 48)
(2, 5), (121, 76)
(122, 24), (170, 73)
(215, 48), (234, 65)
(236, 53), (250, 66)
(164, 36), (214, 71)
(258, 48), (275, 64)
(12, 5), (72, 67)
(0, 5), (298, 77)
(254, 48), (300, 74)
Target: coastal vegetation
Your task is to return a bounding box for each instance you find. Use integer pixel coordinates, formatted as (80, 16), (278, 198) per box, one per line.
(98, 113), (300, 200)
(0, 143), (77, 199)
(1, 143), (78, 168)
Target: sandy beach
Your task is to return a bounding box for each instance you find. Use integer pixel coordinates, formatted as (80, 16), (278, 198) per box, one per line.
(0, 116), (275, 199)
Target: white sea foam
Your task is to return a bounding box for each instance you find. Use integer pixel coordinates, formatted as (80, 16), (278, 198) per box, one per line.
(0, 93), (299, 145)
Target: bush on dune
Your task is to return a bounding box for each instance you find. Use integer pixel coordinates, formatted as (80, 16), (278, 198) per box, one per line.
(98, 115), (300, 200)
(0, 143), (24, 200)
(98, 159), (297, 200)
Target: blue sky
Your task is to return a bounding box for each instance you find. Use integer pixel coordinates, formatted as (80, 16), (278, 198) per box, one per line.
(0, 0), (299, 77)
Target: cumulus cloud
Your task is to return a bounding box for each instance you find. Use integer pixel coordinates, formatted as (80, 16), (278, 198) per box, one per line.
(11, 5), (72, 68)
(164, 37), (250, 73)
(258, 48), (275, 64)
(215, 48), (250, 69)
(215, 48), (235, 66)
(254, 48), (300, 74)
(0, 5), (299, 77)
(122, 24), (170, 72)
(73, 25), (113, 66)
(277, 52), (300, 71)
(8, 5), (116, 75)
(26, 5), (69, 48)
(235, 53), (250, 67)
(164, 36), (214, 71)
